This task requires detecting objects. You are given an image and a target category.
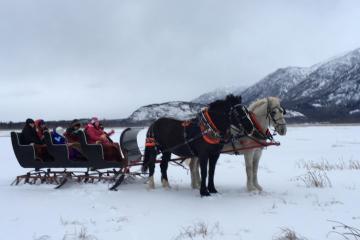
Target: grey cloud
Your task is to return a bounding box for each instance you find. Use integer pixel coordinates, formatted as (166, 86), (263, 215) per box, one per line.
(1, 0), (360, 121)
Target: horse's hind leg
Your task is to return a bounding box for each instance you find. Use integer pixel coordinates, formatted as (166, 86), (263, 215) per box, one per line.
(146, 147), (157, 189)
(208, 152), (220, 194)
(252, 149), (263, 191)
(189, 157), (200, 189)
(160, 152), (171, 188)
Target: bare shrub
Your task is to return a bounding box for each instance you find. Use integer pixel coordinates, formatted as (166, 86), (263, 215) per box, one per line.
(62, 226), (98, 240)
(33, 235), (51, 240)
(60, 217), (83, 226)
(273, 228), (307, 240)
(349, 160), (360, 170)
(328, 220), (360, 240)
(174, 221), (221, 240)
(297, 159), (360, 171)
(295, 169), (332, 188)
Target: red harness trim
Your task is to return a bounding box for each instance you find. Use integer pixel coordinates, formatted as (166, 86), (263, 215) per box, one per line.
(203, 109), (220, 133)
(145, 137), (156, 147)
(200, 108), (221, 145)
(249, 112), (270, 136)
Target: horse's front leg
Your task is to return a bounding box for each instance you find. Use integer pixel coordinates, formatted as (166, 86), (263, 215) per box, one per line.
(207, 152), (220, 193)
(199, 153), (210, 197)
(189, 157), (200, 189)
(252, 149), (263, 191)
(244, 151), (256, 191)
(160, 152), (171, 188)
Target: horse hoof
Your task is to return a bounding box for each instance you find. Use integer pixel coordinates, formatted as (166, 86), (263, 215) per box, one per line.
(247, 185), (257, 192)
(255, 184), (263, 191)
(208, 187), (218, 194)
(162, 179), (170, 189)
(147, 176), (155, 189)
(200, 189), (211, 197)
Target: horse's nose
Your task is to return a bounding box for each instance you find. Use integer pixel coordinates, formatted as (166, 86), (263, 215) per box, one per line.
(280, 127), (287, 135)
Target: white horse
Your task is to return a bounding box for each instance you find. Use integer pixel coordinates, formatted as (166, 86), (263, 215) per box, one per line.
(189, 97), (287, 191)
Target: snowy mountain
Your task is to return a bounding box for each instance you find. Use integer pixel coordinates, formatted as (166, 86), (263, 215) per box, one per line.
(237, 48), (360, 122)
(192, 86), (246, 104)
(128, 101), (204, 122)
(285, 49), (360, 105)
(127, 48), (360, 123)
(241, 66), (314, 104)
(283, 48), (360, 121)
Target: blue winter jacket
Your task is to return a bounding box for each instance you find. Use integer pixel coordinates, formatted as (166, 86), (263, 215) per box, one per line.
(51, 131), (66, 144)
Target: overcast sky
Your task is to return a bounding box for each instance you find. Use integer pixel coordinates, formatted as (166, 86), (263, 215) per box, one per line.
(1, 0), (360, 122)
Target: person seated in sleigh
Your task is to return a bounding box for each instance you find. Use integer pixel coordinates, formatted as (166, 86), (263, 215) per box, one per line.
(52, 126), (86, 161)
(64, 119), (84, 154)
(84, 117), (124, 163)
(20, 118), (53, 161)
(34, 119), (48, 143)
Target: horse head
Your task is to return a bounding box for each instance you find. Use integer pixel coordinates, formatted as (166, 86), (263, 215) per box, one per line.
(266, 97), (287, 136)
(248, 97), (287, 136)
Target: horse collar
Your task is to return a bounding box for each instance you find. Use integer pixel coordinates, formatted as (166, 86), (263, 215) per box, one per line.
(199, 108), (222, 144)
(248, 111), (273, 141)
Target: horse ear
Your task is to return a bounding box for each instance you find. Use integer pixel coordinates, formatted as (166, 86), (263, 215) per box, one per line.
(225, 94), (236, 102)
(237, 95), (242, 104)
(225, 94), (242, 105)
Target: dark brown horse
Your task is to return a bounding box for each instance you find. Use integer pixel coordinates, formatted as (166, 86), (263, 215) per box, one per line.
(142, 95), (254, 197)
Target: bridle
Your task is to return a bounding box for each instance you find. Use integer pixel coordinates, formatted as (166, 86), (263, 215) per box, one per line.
(229, 104), (253, 135)
(266, 97), (287, 130)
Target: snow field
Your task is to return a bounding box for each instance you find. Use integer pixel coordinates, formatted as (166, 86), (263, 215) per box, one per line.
(0, 125), (359, 239)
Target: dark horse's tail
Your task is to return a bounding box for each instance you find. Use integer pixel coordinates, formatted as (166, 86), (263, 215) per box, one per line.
(142, 124), (157, 175)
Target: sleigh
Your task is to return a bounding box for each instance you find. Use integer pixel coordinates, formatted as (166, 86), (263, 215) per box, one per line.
(10, 128), (142, 189)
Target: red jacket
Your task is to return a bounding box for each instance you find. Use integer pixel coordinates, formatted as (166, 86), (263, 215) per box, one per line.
(35, 119), (47, 141)
(84, 124), (110, 144)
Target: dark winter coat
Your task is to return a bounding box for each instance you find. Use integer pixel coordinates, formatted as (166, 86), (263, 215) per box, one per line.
(20, 124), (43, 145)
(64, 127), (80, 143)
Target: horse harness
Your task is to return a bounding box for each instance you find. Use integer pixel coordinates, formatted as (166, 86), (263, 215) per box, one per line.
(145, 107), (234, 156)
(229, 98), (286, 154)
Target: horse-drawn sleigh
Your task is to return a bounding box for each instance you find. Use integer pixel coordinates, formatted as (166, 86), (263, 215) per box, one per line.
(10, 96), (287, 196)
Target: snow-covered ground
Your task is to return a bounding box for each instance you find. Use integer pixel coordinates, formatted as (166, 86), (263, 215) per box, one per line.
(1, 126), (360, 240)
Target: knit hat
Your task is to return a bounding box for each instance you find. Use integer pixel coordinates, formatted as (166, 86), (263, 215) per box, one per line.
(35, 119), (45, 127)
(55, 127), (65, 137)
(26, 118), (35, 125)
(70, 119), (81, 127)
(90, 117), (99, 124)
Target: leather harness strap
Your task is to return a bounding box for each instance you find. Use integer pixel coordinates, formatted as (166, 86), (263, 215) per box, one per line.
(249, 111), (271, 140)
(199, 108), (222, 145)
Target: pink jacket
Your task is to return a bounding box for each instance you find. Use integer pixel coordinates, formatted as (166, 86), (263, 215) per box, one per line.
(84, 124), (110, 144)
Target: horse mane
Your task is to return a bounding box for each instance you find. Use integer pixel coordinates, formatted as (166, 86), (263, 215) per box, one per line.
(208, 94), (242, 109)
(248, 97), (280, 112)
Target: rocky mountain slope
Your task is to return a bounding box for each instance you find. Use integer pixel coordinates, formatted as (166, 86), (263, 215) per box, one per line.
(128, 101), (204, 122)
(127, 48), (360, 123)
